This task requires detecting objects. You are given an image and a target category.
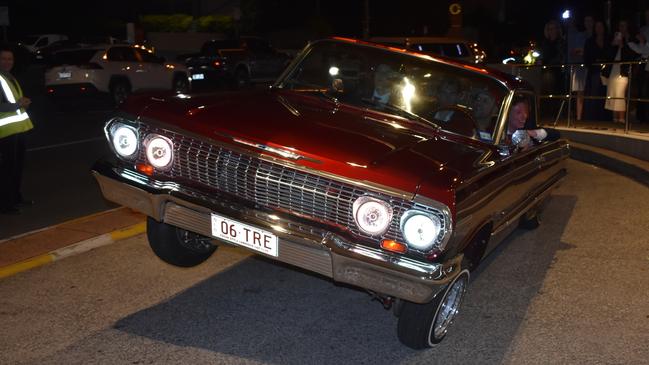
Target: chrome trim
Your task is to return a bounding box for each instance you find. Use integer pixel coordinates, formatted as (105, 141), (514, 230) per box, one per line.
(92, 162), (461, 303)
(143, 133), (174, 171)
(118, 120), (429, 246)
(104, 117), (140, 161)
(106, 116), (454, 257)
(399, 209), (443, 251)
(412, 194), (453, 253)
(276, 94), (301, 117)
(493, 90), (515, 145)
(352, 196), (394, 236)
(134, 116), (414, 201)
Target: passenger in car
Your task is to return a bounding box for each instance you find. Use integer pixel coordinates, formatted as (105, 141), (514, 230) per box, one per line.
(507, 97), (559, 149)
(469, 86), (496, 130)
(371, 63), (398, 106)
(436, 78), (461, 108)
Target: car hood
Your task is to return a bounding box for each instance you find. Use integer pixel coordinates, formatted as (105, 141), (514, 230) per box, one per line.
(123, 90), (494, 206)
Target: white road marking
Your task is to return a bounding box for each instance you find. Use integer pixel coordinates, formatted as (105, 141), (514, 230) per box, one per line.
(27, 136), (105, 152)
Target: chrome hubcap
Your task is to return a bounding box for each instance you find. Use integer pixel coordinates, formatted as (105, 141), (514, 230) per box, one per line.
(432, 273), (467, 340)
(177, 229), (214, 253)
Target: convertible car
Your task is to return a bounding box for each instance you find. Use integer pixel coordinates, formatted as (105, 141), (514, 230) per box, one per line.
(92, 37), (569, 349)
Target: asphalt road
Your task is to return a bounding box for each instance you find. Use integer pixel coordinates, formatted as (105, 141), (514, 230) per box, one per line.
(1, 160), (648, 365)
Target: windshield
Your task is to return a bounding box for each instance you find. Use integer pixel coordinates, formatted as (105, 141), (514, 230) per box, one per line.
(277, 40), (508, 141)
(51, 49), (100, 66)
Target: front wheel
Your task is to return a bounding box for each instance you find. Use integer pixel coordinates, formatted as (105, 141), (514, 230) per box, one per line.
(172, 73), (190, 94)
(146, 217), (217, 267)
(110, 80), (131, 106)
(397, 269), (470, 349)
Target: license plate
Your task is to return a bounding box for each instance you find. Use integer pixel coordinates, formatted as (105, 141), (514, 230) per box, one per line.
(58, 71), (72, 79)
(210, 213), (278, 257)
(192, 73), (205, 80)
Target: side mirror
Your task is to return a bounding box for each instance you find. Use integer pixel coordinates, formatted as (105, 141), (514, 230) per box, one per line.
(497, 144), (515, 157)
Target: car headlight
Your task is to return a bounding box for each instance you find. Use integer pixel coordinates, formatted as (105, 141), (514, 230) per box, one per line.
(353, 196), (393, 236)
(111, 124), (138, 158)
(400, 210), (443, 251)
(145, 134), (174, 169)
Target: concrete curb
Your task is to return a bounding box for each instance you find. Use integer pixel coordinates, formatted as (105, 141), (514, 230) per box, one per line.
(568, 142), (649, 188)
(0, 222), (146, 280)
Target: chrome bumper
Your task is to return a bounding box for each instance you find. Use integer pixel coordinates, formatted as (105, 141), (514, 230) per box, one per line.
(92, 159), (462, 303)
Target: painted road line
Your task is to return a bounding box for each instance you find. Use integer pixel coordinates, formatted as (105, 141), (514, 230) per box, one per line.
(26, 136), (105, 152)
(0, 206), (125, 244)
(0, 222), (146, 280)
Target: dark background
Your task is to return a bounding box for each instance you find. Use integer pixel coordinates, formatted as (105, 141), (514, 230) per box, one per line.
(2, 0), (649, 59)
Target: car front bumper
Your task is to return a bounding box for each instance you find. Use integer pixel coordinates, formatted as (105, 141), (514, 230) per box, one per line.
(92, 158), (462, 304)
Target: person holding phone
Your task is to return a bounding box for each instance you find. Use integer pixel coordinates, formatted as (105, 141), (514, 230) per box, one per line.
(604, 20), (635, 124)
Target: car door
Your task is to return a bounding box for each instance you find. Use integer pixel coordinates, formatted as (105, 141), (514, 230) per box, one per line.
(135, 48), (170, 89)
(106, 46), (141, 88)
(486, 92), (549, 246)
(244, 38), (278, 80)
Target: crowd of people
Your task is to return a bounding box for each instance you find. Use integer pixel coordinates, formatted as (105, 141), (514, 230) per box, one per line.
(539, 10), (649, 124)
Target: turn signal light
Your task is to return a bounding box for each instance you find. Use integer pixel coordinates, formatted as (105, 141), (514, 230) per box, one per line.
(380, 239), (408, 254)
(136, 163), (154, 176)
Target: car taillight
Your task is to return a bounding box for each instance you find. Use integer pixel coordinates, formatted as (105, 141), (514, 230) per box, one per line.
(79, 63), (103, 69)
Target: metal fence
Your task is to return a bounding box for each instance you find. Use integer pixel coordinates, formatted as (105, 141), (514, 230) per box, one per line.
(499, 60), (649, 134)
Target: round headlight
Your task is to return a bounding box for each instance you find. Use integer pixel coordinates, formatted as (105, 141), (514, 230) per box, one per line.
(353, 196), (393, 236)
(145, 135), (173, 169)
(111, 125), (138, 158)
(400, 210), (442, 250)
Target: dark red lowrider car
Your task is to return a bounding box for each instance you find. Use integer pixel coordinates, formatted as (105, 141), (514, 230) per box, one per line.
(92, 38), (569, 348)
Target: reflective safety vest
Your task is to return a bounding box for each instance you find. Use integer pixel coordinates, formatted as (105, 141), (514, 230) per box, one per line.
(0, 73), (33, 139)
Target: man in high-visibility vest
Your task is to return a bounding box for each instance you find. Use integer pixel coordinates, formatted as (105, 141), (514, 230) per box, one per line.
(0, 46), (33, 215)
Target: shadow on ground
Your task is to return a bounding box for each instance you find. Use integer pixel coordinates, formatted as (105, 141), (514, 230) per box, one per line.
(114, 195), (577, 365)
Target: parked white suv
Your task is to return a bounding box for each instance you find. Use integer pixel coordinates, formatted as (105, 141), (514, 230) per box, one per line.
(45, 45), (190, 104)
(19, 34), (68, 52)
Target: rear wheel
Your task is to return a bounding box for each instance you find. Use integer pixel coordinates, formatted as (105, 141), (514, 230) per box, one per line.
(110, 80), (131, 106)
(234, 67), (250, 89)
(172, 73), (190, 94)
(146, 217), (217, 267)
(397, 269), (470, 349)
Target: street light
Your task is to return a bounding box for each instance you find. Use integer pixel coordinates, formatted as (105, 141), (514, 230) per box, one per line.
(562, 10), (571, 20)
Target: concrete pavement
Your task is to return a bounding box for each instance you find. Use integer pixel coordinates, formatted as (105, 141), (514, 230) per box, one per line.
(1, 159), (648, 364)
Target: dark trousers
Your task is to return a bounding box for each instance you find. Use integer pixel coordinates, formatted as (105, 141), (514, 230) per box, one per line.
(636, 70), (649, 123)
(0, 132), (27, 208)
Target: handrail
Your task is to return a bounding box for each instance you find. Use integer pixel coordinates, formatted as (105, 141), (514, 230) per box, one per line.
(503, 60), (649, 134)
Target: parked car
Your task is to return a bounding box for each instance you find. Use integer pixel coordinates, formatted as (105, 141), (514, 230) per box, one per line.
(36, 37), (129, 65)
(44, 45), (190, 105)
(183, 36), (291, 88)
(370, 36), (486, 64)
(18, 34), (68, 53)
(34, 39), (84, 64)
(92, 38), (569, 348)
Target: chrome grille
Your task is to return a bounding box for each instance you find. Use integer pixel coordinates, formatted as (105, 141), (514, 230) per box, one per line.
(136, 124), (447, 244)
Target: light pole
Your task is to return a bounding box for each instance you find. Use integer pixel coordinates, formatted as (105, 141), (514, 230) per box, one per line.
(362, 0), (370, 40)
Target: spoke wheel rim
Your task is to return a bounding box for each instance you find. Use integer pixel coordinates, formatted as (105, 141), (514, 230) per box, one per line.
(176, 229), (213, 253)
(430, 273), (468, 342)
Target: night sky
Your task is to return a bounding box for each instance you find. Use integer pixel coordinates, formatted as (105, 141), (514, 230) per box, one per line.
(2, 0), (648, 56)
